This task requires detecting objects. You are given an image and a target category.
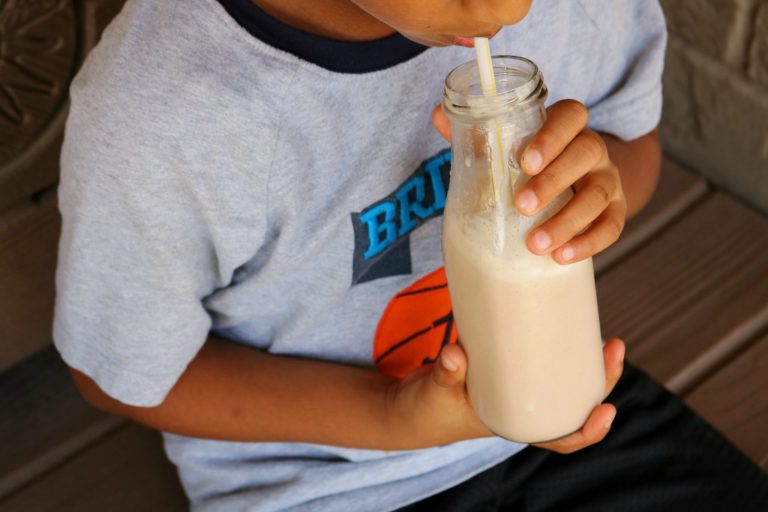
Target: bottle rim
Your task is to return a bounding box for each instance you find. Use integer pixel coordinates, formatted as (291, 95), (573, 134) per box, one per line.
(443, 55), (547, 118)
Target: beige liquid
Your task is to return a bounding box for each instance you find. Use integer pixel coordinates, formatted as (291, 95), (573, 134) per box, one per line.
(443, 211), (605, 443)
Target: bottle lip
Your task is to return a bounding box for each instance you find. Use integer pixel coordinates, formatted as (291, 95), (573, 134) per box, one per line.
(443, 55), (547, 118)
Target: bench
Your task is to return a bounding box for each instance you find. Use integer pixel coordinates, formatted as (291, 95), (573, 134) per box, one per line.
(1, 2), (766, 509)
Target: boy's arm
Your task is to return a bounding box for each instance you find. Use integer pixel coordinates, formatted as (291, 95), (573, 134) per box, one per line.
(69, 336), (484, 450)
(69, 336), (624, 452)
(71, 336), (399, 448)
(602, 128), (661, 220)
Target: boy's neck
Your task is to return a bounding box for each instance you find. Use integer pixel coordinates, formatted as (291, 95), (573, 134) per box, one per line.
(251, 0), (395, 41)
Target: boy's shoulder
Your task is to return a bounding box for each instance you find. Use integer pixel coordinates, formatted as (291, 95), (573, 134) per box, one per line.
(69, 0), (294, 146)
(64, 0), (307, 194)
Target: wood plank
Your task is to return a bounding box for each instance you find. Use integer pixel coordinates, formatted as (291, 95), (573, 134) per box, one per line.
(0, 348), (122, 501)
(595, 157), (708, 275)
(596, 192), (768, 394)
(0, 134), (62, 216)
(685, 332), (768, 469)
(0, 195), (61, 373)
(0, 0), (128, 214)
(0, 424), (187, 512)
(0, 1), (76, 214)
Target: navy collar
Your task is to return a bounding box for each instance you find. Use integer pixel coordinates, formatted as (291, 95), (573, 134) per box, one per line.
(216, 0), (429, 73)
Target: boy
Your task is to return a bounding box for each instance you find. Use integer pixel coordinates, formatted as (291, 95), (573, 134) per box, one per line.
(54, 0), (768, 510)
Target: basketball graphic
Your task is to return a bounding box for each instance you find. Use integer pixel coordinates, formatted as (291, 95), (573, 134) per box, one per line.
(373, 267), (457, 378)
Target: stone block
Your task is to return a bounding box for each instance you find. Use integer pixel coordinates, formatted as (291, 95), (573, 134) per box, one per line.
(749, 4), (768, 86)
(660, 0), (739, 60)
(661, 40), (768, 213)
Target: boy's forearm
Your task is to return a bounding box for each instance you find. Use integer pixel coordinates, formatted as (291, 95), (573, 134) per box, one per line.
(602, 129), (661, 219)
(70, 337), (406, 449)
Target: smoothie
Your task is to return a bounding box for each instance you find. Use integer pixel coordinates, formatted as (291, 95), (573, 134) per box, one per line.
(443, 209), (605, 443)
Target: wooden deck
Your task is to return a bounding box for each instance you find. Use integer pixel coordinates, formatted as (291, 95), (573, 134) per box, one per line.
(0, 157), (766, 510)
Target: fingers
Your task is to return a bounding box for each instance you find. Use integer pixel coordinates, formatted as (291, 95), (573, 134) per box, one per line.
(533, 338), (625, 454)
(518, 119), (624, 263)
(439, 97), (624, 263)
(431, 343), (467, 388)
(516, 129), (607, 217)
(602, 338), (625, 399)
(534, 403), (617, 454)
(552, 200), (626, 264)
(525, 169), (625, 263)
(521, 99), (590, 175)
(432, 104), (451, 141)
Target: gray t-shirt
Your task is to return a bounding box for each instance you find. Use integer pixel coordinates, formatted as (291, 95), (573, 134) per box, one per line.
(53, 0), (666, 510)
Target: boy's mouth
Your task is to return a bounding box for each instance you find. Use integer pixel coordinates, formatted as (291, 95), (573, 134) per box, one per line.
(452, 37), (475, 48)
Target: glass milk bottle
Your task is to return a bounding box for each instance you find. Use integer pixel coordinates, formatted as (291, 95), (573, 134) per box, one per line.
(442, 56), (605, 443)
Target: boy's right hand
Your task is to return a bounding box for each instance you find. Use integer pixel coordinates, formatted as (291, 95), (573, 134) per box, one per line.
(384, 343), (492, 447)
(386, 338), (624, 453)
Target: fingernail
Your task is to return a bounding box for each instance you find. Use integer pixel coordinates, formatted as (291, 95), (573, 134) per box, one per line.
(517, 190), (538, 214)
(604, 412), (616, 430)
(561, 245), (575, 262)
(441, 352), (458, 372)
(523, 149), (543, 173)
(532, 230), (551, 252)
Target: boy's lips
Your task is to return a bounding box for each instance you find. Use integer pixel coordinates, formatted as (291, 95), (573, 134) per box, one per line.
(452, 37), (475, 48)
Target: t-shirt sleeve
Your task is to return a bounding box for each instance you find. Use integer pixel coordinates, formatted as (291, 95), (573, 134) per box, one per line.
(584, 0), (668, 141)
(53, 82), (267, 407)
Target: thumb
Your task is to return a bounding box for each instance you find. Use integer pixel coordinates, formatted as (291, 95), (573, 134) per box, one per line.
(432, 104), (452, 141)
(432, 343), (467, 389)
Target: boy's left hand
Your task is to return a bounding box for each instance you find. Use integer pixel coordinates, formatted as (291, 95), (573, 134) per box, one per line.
(433, 99), (627, 264)
(517, 99), (626, 264)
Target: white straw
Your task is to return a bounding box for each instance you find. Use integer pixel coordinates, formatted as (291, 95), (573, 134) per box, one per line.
(474, 38), (508, 247)
(474, 38), (497, 95)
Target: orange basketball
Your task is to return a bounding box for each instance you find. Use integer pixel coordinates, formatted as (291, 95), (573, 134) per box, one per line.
(373, 267), (457, 378)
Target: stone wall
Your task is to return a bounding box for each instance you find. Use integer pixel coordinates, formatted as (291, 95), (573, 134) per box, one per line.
(660, 0), (768, 213)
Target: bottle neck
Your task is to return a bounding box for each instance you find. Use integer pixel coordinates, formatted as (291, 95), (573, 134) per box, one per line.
(443, 55), (547, 120)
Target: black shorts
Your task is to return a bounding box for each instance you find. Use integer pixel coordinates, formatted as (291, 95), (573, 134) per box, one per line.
(398, 363), (768, 511)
